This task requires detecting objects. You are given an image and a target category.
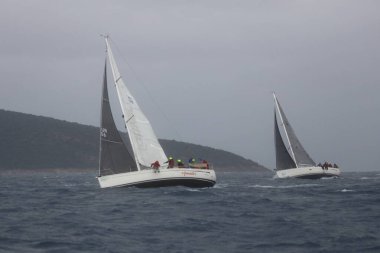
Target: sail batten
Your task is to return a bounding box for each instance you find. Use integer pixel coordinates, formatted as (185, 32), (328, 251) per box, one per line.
(105, 38), (168, 169)
(273, 94), (316, 170)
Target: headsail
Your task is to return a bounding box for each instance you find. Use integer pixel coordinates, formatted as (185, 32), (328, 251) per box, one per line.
(99, 61), (137, 176)
(105, 37), (167, 169)
(273, 94), (315, 168)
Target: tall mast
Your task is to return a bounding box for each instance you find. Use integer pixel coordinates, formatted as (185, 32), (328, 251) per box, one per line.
(104, 36), (141, 171)
(273, 92), (298, 167)
(98, 58), (107, 177)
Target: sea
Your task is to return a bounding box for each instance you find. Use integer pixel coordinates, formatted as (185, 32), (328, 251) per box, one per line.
(0, 170), (379, 253)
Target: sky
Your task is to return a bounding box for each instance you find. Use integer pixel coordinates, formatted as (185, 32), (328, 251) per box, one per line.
(1, 0), (379, 171)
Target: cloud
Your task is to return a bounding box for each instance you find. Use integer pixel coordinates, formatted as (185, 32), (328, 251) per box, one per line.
(0, 0), (379, 170)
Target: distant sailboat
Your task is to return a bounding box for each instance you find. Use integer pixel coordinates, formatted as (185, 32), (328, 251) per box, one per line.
(97, 36), (216, 188)
(273, 93), (340, 179)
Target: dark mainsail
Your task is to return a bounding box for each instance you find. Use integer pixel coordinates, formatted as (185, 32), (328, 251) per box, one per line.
(275, 99), (316, 168)
(99, 61), (137, 176)
(274, 112), (297, 170)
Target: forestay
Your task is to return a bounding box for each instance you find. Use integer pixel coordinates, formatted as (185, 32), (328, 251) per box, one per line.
(105, 38), (167, 169)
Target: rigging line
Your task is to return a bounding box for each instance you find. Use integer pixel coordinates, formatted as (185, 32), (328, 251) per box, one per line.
(108, 38), (191, 148)
(101, 139), (124, 144)
(125, 114), (134, 124)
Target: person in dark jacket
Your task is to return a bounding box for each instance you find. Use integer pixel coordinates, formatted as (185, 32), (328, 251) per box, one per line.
(177, 159), (184, 168)
(151, 160), (160, 173)
(165, 156), (175, 168)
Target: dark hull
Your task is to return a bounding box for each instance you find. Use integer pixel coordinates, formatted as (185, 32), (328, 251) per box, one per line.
(117, 177), (216, 188)
(296, 173), (339, 179)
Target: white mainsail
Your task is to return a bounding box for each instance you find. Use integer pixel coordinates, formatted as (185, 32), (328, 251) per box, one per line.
(105, 38), (167, 170)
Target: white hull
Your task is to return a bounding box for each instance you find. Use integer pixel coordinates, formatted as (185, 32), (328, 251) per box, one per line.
(98, 167), (216, 188)
(276, 166), (341, 179)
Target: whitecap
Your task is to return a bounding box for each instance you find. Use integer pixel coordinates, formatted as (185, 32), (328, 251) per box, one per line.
(185, 188), (200, 192)
(321, 176), (338, 180)
(283, 184), (321, 189)
(340, 189), (355, 192)
(214, 183), (229, 189)
(249, 185), (275, 188)
(63, 184), (77, 187)
(249, 184), (321, 189)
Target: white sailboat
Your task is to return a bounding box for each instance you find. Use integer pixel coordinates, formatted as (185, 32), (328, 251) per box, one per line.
(97, 37), (216, 188)
(273, 93), (340, 179)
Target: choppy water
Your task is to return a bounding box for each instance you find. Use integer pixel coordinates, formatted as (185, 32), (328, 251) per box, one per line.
(1, 170), (379, 253)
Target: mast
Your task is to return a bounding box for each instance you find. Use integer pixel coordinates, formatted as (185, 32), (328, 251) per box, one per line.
(98, 58), (107, 177)
(104, 36), (141, 171)
(273, 92), (298, 167)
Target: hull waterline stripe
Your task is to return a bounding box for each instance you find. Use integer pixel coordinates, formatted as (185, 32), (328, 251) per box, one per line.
(102, 177), (216, 188)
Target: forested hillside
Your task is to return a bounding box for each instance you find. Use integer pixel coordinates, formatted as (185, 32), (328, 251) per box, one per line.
(0, 109), (268, 171)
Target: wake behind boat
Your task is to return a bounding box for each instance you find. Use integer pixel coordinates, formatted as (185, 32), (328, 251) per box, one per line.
(97, 37), (216, 188)
(273, 93), (340, 179)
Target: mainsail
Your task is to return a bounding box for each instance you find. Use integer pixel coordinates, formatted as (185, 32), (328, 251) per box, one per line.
(105, 38), (167, 170)
(274, 112), (297, 170)
(99, 61), (137, 176)
(273, 94), (316, 169)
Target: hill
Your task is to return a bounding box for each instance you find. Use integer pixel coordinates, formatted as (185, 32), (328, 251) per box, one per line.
(0, 109), (268, 172)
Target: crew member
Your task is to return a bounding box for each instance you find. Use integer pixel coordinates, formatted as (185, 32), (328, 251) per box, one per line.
(188, 157), (196, 168)
(177, 159), (184, 168)
(165, 156), (175, 168)
(202, 159), (209, 169)
(151, 160), (160, 173)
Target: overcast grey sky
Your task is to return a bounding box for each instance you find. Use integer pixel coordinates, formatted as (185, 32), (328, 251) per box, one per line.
(1, 0), (379, 171)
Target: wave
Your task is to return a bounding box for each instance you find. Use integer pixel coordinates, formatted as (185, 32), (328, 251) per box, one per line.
(360, 175), (380, 180)
(63, 183), (78, 187)
(253, 241), (320, 249)
(214, 183), (229, 189)
(321, 176), (338, 180)
(248, 184), (321, 189)
(32, 240), (78, 249)
(340, 189), (355, 192)
(185, 188), (201, 192)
